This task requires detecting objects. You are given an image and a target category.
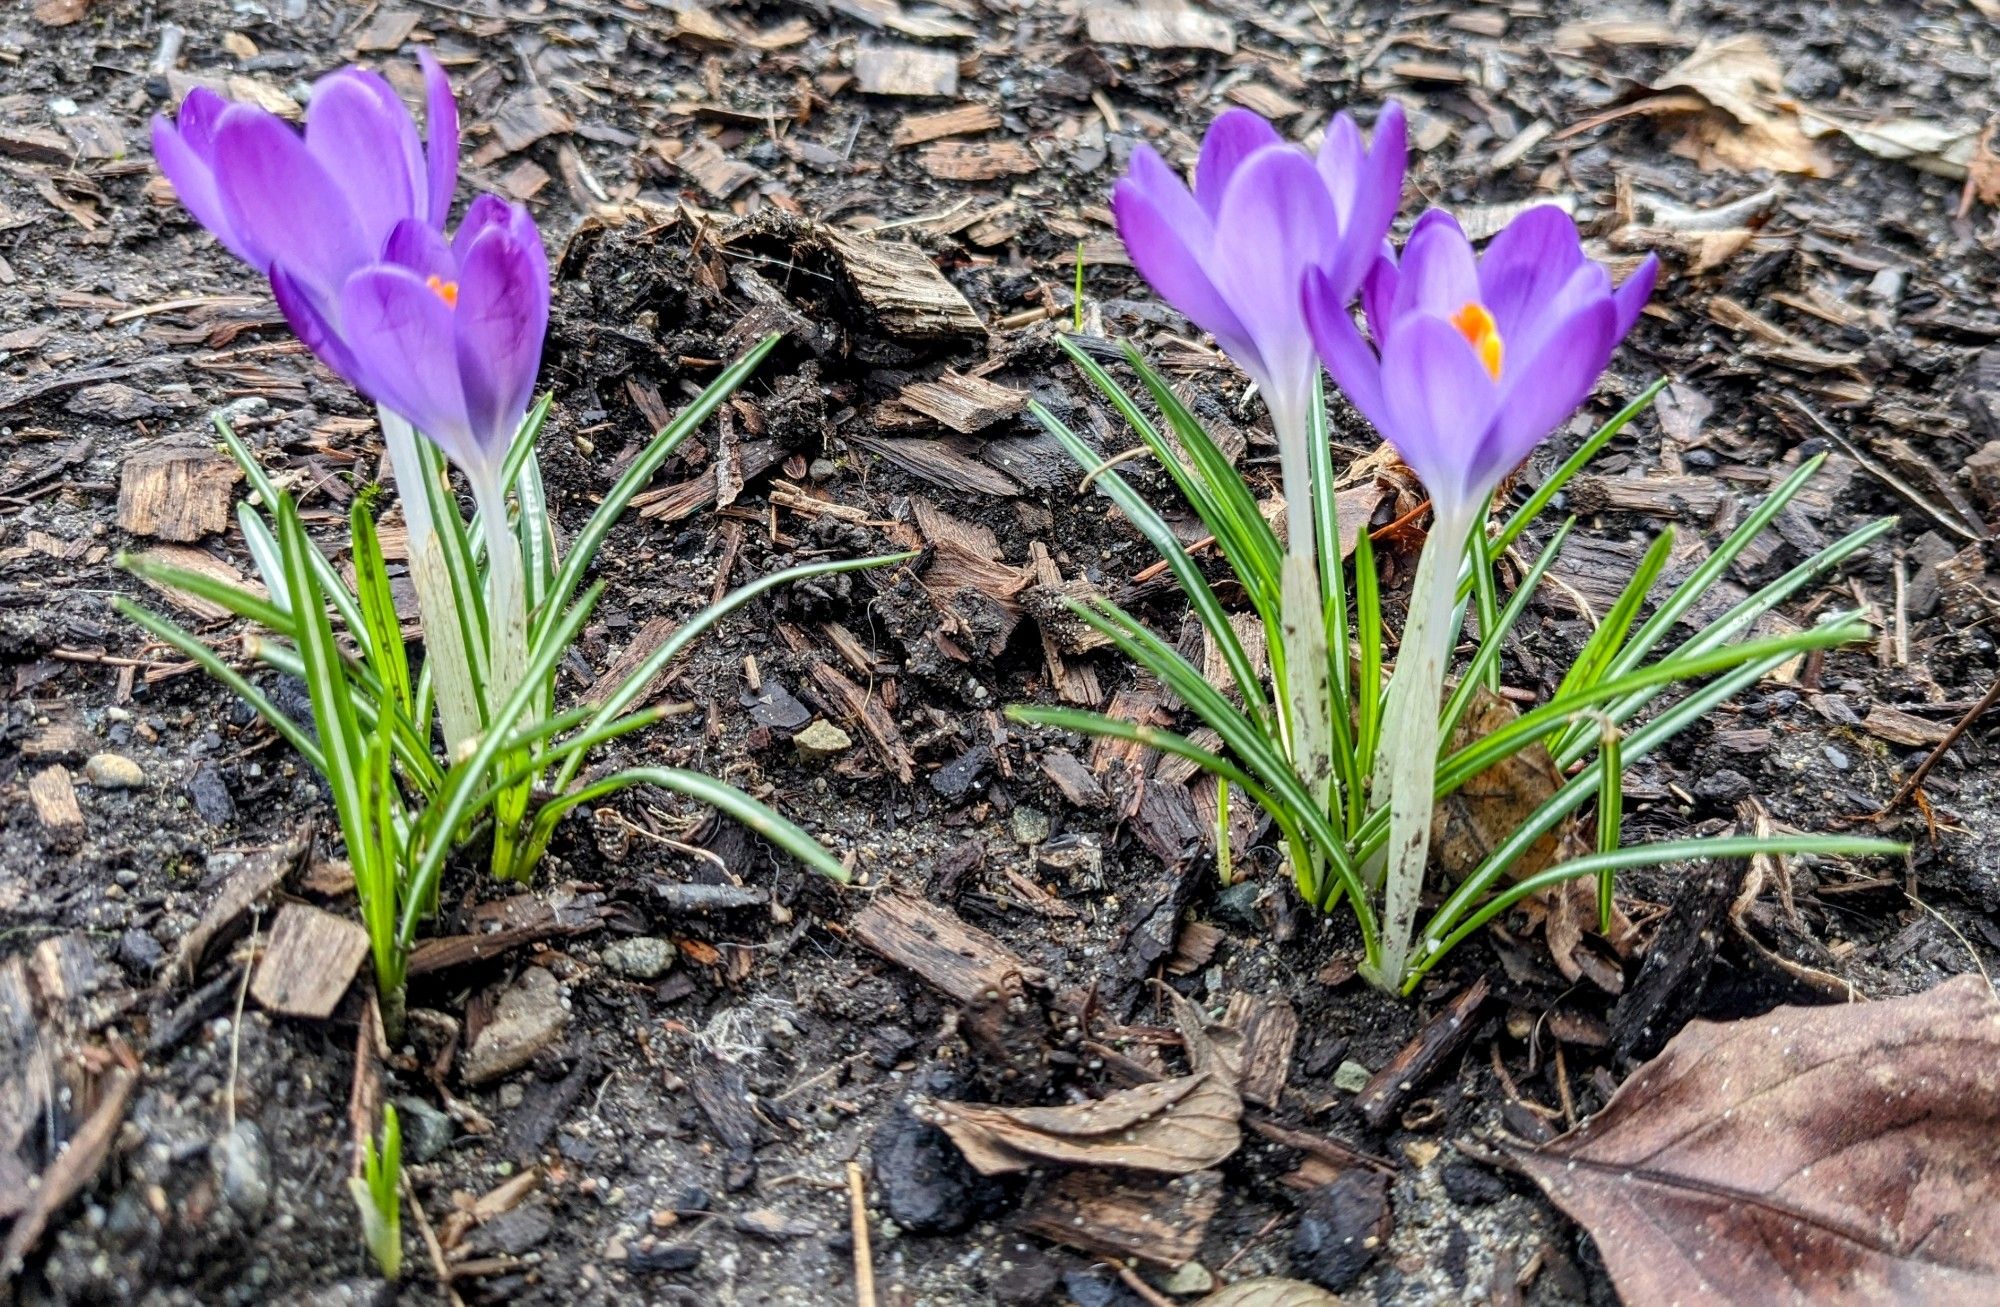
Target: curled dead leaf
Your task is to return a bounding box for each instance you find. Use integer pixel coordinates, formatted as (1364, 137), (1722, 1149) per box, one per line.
(1657, 35), (1835, 176)
(1198, 1279), (1345, 1307)
(1505, 975), (2000, 1305)
(917, 988), (1244, 1176)
(916, 1061), (1241, 1176)
(1431, 688), (1633, 986)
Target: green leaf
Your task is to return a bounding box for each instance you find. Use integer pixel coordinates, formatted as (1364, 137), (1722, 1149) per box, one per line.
(1030, 398), (1273, 726)
(351, 488), (413, 719)
(1069, 596), (1374, 937)
(1491, 378), (1667, 556)
(416, 440), (490, 713)
(277, 494), (372, 869)
(115, 598), (327, 775)
(399, 583), (605, 948)
(550, 551), (915, 794)
(1404, 833), (1906, 992)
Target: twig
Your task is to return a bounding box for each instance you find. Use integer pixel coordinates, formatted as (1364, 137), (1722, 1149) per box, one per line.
(224, 910), (259, 1134)
(846, 1161), (876, 1307)
(403, 1172), (468, 1307)
(1113, 1261), (1178, 1307)
(1874, 677), (2000, 819)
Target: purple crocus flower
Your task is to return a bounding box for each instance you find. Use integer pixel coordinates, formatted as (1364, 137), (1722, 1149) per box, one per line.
(1303, 206), (1659, 521)
(151, 53), (458, 305)
(278, 197), (550, 480)
(151, 55), (546, 476)
(1113, 104), (1407, 442)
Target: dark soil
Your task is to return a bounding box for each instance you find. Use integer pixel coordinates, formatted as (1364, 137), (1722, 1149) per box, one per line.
(4, 1), (1998, 1304)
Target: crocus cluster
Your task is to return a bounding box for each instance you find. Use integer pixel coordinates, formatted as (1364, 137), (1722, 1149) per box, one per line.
(1112, 106), (1657, 987)
(154, 57), (549, 747)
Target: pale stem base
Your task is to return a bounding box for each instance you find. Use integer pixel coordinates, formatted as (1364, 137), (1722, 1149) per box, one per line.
(379, 408), (482, 753)
(1364, 505), (1474, 988)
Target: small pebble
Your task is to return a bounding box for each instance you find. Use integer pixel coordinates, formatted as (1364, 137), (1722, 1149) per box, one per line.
(602, 936), (675, 980)
(84, 752), (145, 788)
(1333, 1060), (1372, 1093)
(793, 719), (853, 761)
(499, 1082), (526, 1109)
(1009, 806), (1050, 846)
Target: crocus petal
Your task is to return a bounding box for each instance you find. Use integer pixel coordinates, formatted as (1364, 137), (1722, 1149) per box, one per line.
(1503, 261), (1609, 366)
(211, 111), (371, 292)
(451, 193), (524, 260)
(1390, 210), (1479, 323)
(1206, 145), (1342, 396)
(1194, 109), (1283, 219)
(151, 97), (258, 264)
(1323, 102), (1407, 303)
(1315, 113), (1364, 225)
(452, 223), (549, 461)
(418, 49), (459, 228)
(1112, 154), (1256, 366)
(270, 263), (366, 386)
(1611, 253), (1659, 340)
(338, 265), (475, 466)
(1377, 313), (1503, 512)
(1476, 299), (1617, 491)
(1302, 268), (1389, 433)
(1477, 205), (1587, 343)
(303, 68), (425, 255)
(382, 217), (458, 283)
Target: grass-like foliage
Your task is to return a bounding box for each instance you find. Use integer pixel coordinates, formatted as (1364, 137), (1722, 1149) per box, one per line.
(1010, 337), (1905, 993)
(118, 335), (910, 1034)
(348, 1103), (402, 1281)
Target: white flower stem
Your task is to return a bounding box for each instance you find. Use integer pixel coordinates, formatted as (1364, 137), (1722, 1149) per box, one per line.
(379, 407), (481, 754)
(1364, 502), (1475, 989)
(1270, 391), (1335, 861)
(470, 461), (532, 881)
(470, 465), (527, 710)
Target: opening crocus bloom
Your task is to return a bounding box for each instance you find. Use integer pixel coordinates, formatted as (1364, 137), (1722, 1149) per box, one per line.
(1304, 206), (1659, 519)
(1113, 104), (1407, 434)
(276, 197), (550, 477)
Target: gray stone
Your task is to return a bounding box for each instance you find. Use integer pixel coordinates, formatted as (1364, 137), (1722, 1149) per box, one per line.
(187, 762), (237, 826)
(1333, 1060), (1372, 1094)
(1009, 806), (1050, 846)
(1162, 1261), (1213, 1295)
(217, 1119), (272, 1225)
(602, 936), (675, 980)
(395, 1096), (454, 1163)
(463, 967), (568, 1085)
(84, 752), (144, 788)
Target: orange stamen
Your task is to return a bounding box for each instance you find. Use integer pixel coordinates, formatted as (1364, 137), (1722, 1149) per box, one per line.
(1450, 301), (1503, 380)
(426, 274), (460, 308)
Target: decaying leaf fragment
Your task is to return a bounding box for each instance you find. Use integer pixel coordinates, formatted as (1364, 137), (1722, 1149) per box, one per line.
(1198, 1279), (1344, 1307)
(916, 995), (1242, 1175)
(1657, 35), (1834, 176)
(1506, 975), (2000, 1306)
(1431, 688), (1633, 986)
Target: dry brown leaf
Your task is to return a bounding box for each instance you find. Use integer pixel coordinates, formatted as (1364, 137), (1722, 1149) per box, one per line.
(1658, 36), (1834, 176)
(1433, 689), (1632, 985)
(1506, 975), (2000, 1305)
(1198, 1279), (1345, 1307)
(918, 991), (1242, 1175)
(1431, 687), (1573, 882)
(918, 1068), (1240, 1176)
